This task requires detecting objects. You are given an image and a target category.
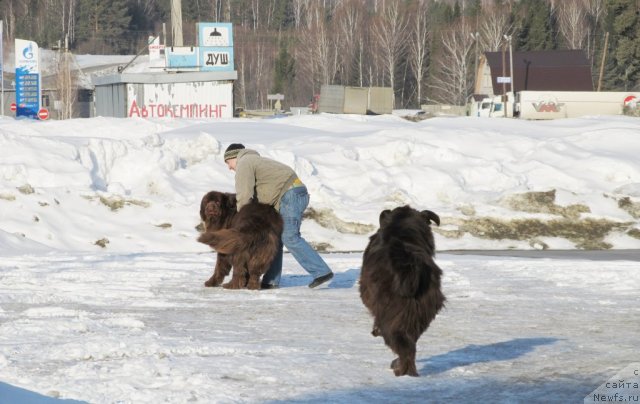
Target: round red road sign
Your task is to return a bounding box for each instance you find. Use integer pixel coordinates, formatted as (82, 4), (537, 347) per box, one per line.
(10, 102), (16, 112)
(38, 108), (49, 120)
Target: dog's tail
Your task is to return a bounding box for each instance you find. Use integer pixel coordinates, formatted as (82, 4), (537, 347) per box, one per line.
(388, 238), (435, 298)
(197, 229), (241, 255)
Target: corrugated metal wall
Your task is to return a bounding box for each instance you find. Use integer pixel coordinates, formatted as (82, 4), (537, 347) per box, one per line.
(95, 84), (127, 118)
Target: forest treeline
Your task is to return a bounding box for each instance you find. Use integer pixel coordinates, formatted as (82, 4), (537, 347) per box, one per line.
(1, 0), (639, 109)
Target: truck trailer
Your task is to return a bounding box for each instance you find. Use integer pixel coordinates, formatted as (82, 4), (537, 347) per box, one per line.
(515, 91), (640, 119)
(470, 91), (639, 119)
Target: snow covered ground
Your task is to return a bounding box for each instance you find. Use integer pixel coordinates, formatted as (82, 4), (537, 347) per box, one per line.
(1, 113), (639, 403)
(1, 114), (639, 253)
(0, 252), (638, 403)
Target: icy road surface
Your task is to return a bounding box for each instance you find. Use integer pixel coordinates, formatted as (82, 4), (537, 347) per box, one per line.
(0, 252), (637, 403)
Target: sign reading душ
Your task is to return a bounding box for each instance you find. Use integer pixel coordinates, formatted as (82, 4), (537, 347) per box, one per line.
(165, 22), (234, 72)
(198, 22), (234, 72)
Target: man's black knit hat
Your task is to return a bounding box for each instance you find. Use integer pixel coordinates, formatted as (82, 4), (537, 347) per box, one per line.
(224, 143), (245, 161)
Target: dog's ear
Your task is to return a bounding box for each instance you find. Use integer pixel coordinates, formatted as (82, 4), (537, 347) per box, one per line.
(421, 210), (440, 226)
(200, 192), (212, 221)
(379, 209), (392, 227)
(225, 193), (237, 210)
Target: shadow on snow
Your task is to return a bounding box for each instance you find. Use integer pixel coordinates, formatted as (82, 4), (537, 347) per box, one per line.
(420, 337), (559, 375)
(280, 267), (360, 289)
(0, 381), (86, 404)
(265, 337), (594, 404)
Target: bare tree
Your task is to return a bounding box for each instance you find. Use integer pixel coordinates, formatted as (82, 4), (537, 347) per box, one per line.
(558, 0), (588, 49)
(211, 0), (231, 22)
(56, 45), (77, 120)
(136, 0), (158, 16)
(479, 4), (513, 52)
(5, 0), (16, 42)
(297, 3), (338, 91)
(236, 49), (247, 108)
(583, 0), (606, 59)
(334, 0), (365, 86)
(407, 0), (430, 106)
(431, 21), (475, 106)
(355, 34), (366, 87)
(253, 41), (271, 109)
(371, 0), (407, 100)
(250, 0), (260, 30)
(4, 0), (33, 43)
(263, 0), (279, 29)
(61, 0), (77, 45)
(292, 0), (309, 28)
(234, 27), (275, 109)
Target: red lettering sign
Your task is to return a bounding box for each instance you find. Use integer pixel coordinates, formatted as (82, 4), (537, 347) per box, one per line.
(128, 100), (228, 118)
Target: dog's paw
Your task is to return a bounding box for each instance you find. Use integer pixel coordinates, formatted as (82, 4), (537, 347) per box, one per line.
(397, 368), (419, 377)
(246, 282), (261, 290)
(204, 278), (222, 287)
(222, 281), (241, 289)
(391, 359), (419, 377)
(394, 367), (418, 377)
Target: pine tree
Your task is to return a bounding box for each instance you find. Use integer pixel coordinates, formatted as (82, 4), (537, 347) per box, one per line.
(608, 0), (640, 90)
(515, 0), (556, 51)
(272, 41), (295, 95)
(468, 0), (482, 18)
(271, 0), (294, 30)
(453, 1), (461, 20)
(74, 0), (132, 53)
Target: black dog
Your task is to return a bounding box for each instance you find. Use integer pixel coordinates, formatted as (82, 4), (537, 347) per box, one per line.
(197, 191), (283, 290)
(359, 206), (445, 376)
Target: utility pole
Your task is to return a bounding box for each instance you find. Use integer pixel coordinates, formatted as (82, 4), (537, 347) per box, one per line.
(171, 0), (184, 47)
(504, 34), (514, 117)
(502, 43), (507, 117)
(597, 32), (609, 92)
(163, 23), (167, 49)
(470, 32), (479, 93)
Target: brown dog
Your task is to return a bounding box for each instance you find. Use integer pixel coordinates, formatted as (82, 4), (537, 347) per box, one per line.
(197, 191), (237, 287)
(197, 191), (283, 290)
(359, 206), (445, 376)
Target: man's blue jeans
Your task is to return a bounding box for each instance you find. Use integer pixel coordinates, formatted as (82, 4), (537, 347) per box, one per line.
(262, 186), (332, 286)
